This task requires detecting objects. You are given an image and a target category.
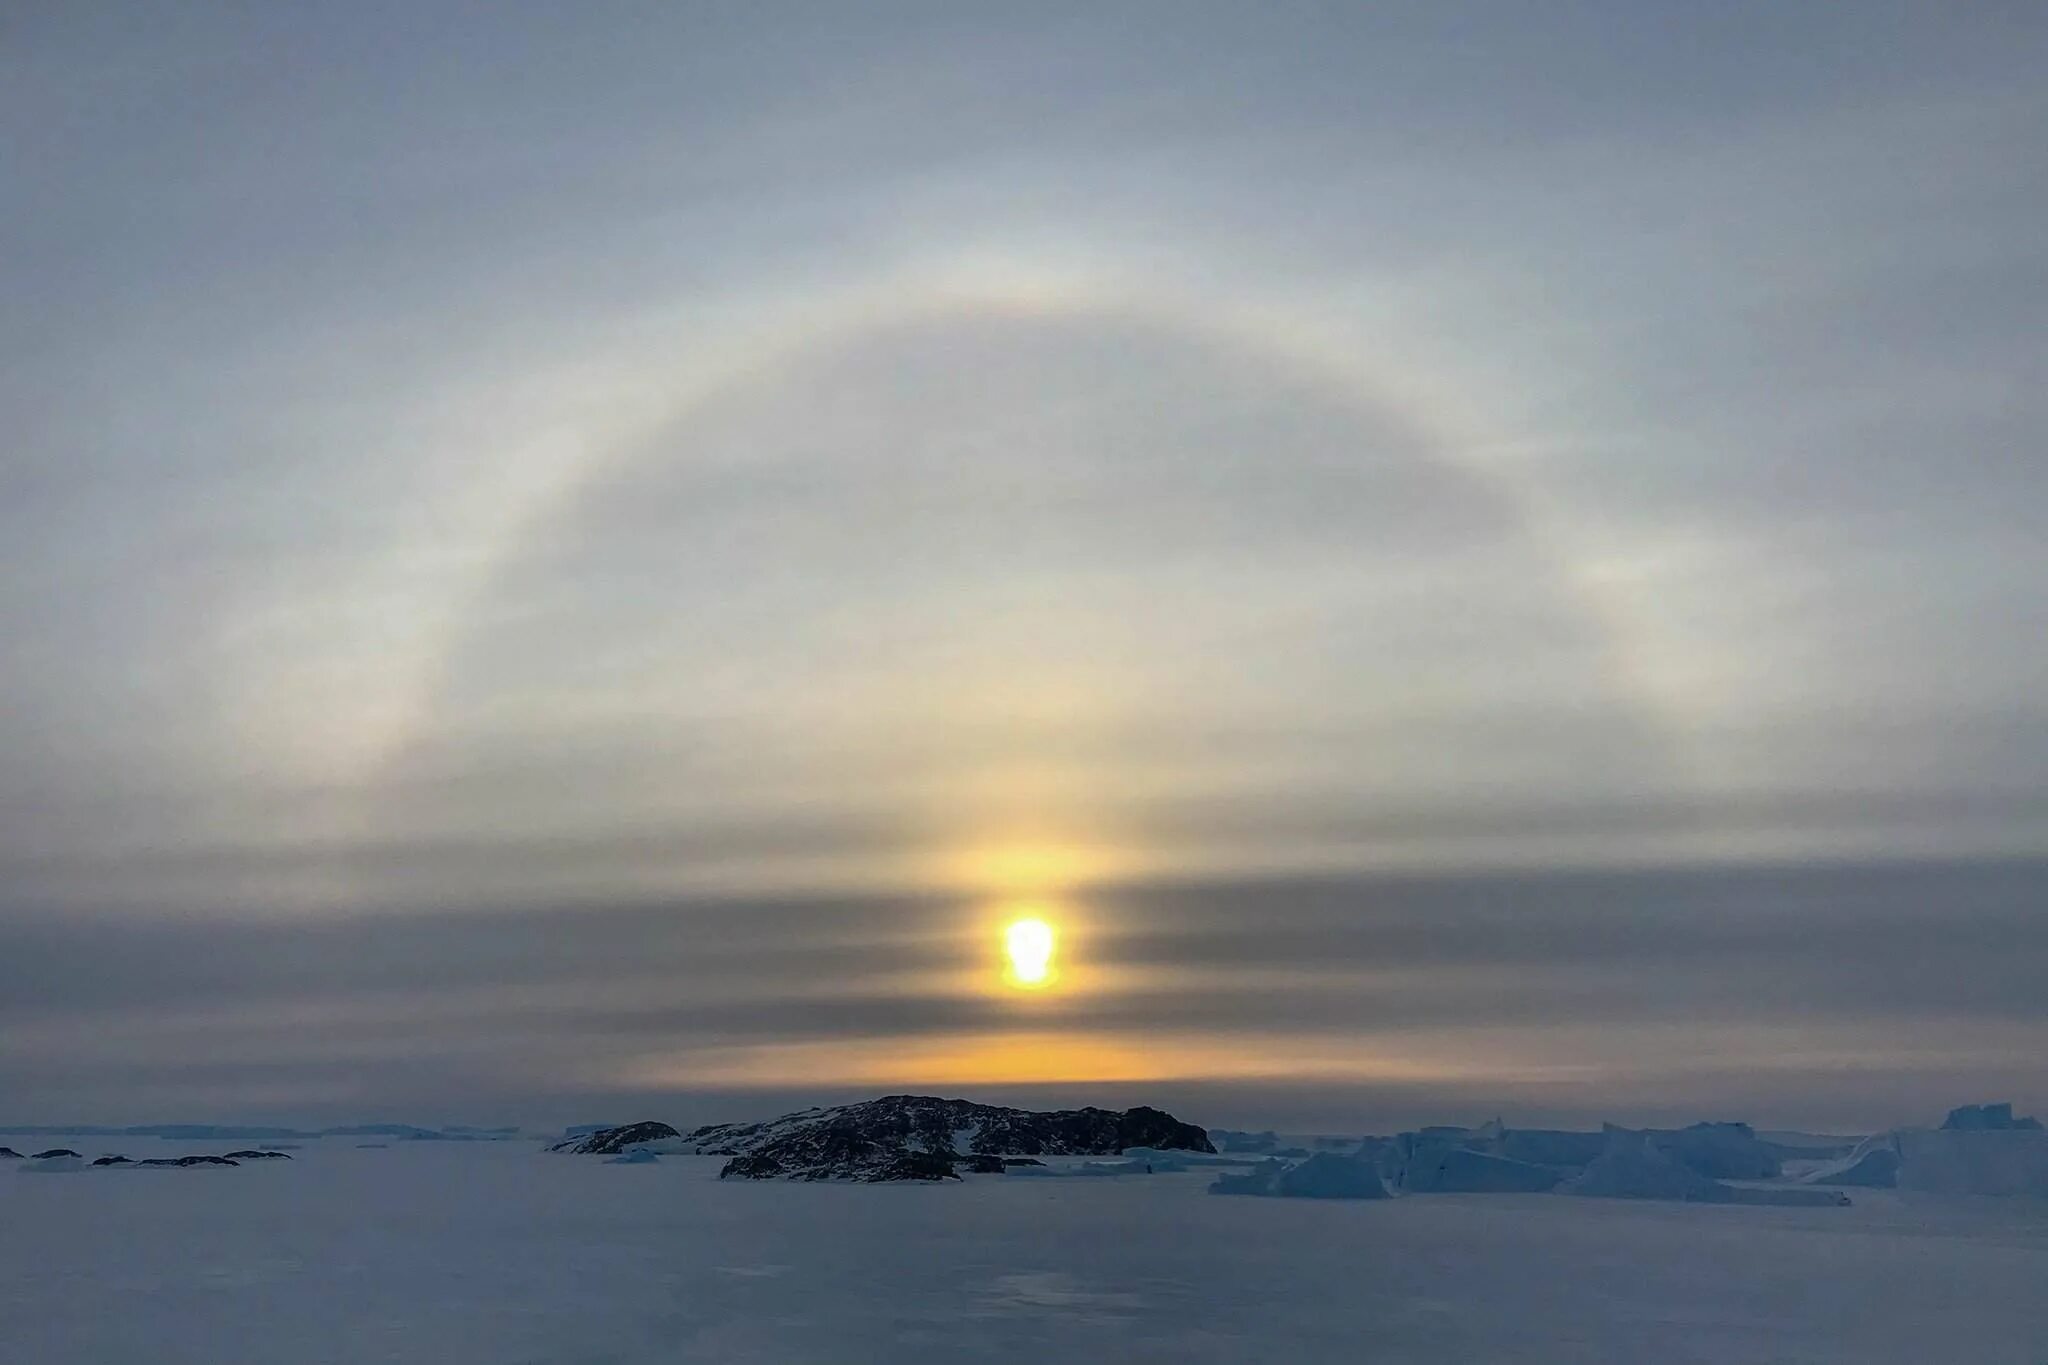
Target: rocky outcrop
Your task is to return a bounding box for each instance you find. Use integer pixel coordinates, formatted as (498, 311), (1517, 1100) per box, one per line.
(548, 1121), (682, 1155)
(0, 1122), (510, 1143)
(712, 1122), (959, 1182)
(0, 1147), (20, 1159)
(698, 1095), (1212, 1181)
(23, 1151), (266, 1169)
(695, 1095), (1212, 1160)
(718, 1146), (960, 1182)
(222, 1150), (293, 1160)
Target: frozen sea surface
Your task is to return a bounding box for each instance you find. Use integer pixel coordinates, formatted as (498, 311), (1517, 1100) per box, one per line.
(5, 1138), (2046, 1363)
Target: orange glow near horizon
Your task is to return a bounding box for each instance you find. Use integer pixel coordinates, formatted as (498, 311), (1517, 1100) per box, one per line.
(616, 1031), (1482, 1091)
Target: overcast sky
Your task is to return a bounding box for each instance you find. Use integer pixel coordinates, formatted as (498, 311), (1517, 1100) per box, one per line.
(4, 2), (2044, 1132)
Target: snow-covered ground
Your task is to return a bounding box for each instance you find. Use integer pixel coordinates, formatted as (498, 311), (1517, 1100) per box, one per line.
(6, 1137), (2046, 1363)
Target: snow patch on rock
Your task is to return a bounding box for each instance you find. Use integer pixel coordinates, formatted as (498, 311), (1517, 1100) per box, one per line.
(548, 1122), (682, 1155)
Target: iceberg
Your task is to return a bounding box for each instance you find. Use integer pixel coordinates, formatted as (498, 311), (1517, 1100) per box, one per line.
(1209, 1153), (1388, 1200)
(1567, 1129), (1847, 1206)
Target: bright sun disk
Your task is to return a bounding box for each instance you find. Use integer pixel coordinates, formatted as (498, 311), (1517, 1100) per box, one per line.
(1003, 917), (1057, 988)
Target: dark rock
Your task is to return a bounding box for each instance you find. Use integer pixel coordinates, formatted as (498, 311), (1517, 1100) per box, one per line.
(1112, 1105), (1217, 1154)
(31, 1148), (80, 1160)
(91, 1155), (132, 1166)
(136, 1154), (240, 1167)
(720, 1146), (961, 1182)
(547, 1121), (682, 1155)
(867, 1152), (959, 1182)
(697, 1095), (1208, 1156)
(0, 1147), (20, 1159)
(1002, 1157), (1045, 1167)
(222, 1149), (293, 1160)
(963, 1153), (1008, 1173)
(694, 1095), (1210, 1182)
(719, 1117), (913, 1181)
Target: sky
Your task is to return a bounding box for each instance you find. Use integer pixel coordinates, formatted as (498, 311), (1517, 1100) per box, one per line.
(3, 2), (2045, 1133)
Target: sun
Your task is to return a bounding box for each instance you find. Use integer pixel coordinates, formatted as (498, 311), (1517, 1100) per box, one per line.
(1002, 916), (1058, 989)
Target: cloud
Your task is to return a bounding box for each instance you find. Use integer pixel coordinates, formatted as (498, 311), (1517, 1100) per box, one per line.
(5, 861), (2045, 1127)
(2, 2), (2044, 1122)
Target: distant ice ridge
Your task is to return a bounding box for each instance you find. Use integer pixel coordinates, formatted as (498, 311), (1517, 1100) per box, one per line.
(1803, 1103), (2048, 1195)
(1372, 1116), (1828, 1194)
(0, 1122), (522, 1142)
(1205, 1125), (1849, 1205)
(17, 1154), (86, 1174)
(1119, 1146), (1246, 1168)
(1205, 1113), (1875, 1205)
(1939, 1102), (2042, 1132)
(1383, 1121), (1563, 1193)
(1799, 1133), (1903, 1188)
(1210, 1153), (1389, 1199)
(1002, 1160), (1140, 1179)
(1896, 1128), (2048, 1196)
(1565, 1129), (1848, 1206)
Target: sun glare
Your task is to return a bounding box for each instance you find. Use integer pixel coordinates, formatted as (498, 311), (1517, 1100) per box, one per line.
(1002, 916), (1057, 989)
